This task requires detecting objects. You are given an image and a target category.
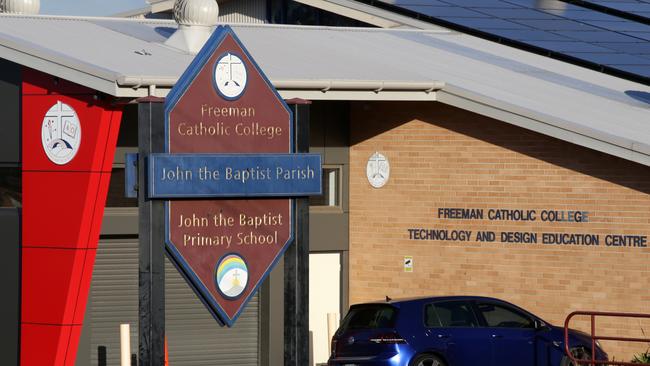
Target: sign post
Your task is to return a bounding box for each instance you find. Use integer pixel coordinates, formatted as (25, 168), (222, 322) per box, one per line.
(135, 25), (320, 365)
(284, 101), (311, 366)
(137, 97), (166, 366)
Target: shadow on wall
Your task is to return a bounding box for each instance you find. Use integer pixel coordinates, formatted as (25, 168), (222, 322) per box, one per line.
(350, 101), (650, 195)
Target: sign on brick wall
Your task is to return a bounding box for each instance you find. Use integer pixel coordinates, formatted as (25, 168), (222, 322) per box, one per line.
(408, 207), (647, 248)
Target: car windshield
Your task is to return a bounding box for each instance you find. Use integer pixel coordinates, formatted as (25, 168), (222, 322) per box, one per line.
(340, 305), (398, 330)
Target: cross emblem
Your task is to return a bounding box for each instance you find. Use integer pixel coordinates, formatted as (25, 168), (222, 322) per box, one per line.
(218, 53), (243, 87)
(41, 101), (81, 165)
(370, 153), (386, 179)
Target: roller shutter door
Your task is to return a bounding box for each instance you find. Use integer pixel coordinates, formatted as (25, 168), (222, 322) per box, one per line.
(89, 238), (259, 366)
(166, 257), (259, 365)
(89, 238), (139, 366)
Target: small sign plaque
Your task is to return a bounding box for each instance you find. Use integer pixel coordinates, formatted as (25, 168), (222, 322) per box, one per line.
(404, 256), (413, 272)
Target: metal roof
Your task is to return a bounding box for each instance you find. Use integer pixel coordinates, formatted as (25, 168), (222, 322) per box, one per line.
(0, 14), (648, 166)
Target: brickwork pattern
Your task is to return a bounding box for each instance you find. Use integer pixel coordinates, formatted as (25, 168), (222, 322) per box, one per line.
(349, 102), (650, 361)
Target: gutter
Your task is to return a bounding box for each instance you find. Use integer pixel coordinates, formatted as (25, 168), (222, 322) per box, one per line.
(117, 76), (445, 93)
(272, 80), (445, 93)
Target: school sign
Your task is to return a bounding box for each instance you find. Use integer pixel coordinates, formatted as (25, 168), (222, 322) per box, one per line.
(157, 25), (321, 326)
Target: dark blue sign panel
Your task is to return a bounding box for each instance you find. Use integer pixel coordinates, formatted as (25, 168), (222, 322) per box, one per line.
(149, 154), (322, 198)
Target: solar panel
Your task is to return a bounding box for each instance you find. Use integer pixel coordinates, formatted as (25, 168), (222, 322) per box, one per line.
(365, 0), (650, 84)
(583, 20), (649, 32)
(574, 0), (650, 21)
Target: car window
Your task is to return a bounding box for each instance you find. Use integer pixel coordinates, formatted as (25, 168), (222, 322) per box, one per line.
(341, 305), (398, 330)
(426, 301), (478, 328)
(477, 302), (534, 328)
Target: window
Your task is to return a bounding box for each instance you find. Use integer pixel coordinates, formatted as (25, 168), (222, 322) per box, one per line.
(477, 302), (534, 329)
(426, 301), (478, 328)
(341, 305), (398, 330)
(106, 108), (138, 208)
(309, 166), (340, 208)
(0, 168), (21, 208)
(105, 168), (137, 207)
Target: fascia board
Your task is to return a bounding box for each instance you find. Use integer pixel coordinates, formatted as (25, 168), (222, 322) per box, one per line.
(292, 0), (401, 28)
(0, 32), (120, 81)
(0, 43), (120, 97)
(437, 85), (650, 167)
(150, 0), (174, 13)
(116, 85), (440, 101)
(293, 0), (447, 30)
(276, 89), (438, 101)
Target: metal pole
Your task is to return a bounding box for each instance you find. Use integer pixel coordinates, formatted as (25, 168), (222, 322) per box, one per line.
(284, 100), (311, 366)
(138, 97), (166, 366)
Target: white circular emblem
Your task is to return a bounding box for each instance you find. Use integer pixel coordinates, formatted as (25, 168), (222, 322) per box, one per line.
(41, 101), (81, 165)
(215, 254), (249, 300)
(366, 152), (390, 188)
(214, 52), (248, 100)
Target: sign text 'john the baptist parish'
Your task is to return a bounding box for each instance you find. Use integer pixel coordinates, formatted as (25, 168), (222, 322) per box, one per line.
(158, 25), (321, 326)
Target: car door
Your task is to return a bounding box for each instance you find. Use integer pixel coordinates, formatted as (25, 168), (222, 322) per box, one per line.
(474, 300), (536, 366)
(425, 300), (493, 366)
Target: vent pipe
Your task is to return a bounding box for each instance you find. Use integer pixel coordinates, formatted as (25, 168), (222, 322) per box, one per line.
(165, 0), (219, 54)
(0, 0), (40, 14)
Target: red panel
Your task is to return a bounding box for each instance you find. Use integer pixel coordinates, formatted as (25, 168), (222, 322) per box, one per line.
(64, 325), (84, 366)
(22, 171), (101, 249)
(72, 248), (97, 324)
(20, 323), (73, 366)
(21, 69), (124, 366)
(101, 110), (123, 171)
(22, 68), (95, 95)
(87, 172), (113, 249)
(21, 247), (95, 325)
(22, 94), (113, 173)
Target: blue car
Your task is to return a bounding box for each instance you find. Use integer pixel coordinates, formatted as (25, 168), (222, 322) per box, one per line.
(328, 296), (607, 366)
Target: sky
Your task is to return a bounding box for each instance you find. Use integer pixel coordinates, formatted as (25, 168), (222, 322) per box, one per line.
(40, 0), (148, 16)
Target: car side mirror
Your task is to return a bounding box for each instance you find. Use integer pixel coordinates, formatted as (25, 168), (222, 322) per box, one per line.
(535, 319), (550, 331)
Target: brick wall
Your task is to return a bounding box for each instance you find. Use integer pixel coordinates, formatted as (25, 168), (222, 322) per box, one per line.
(349, 101), (650, 361)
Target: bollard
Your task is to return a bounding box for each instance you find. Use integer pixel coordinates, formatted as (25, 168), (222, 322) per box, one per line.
(120, 324), (131, 366)
(327, 313), (339, 351)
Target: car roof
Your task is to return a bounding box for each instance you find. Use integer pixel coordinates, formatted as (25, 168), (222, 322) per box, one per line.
(348, 296), (549, 326)
(353, 295), (517, 306)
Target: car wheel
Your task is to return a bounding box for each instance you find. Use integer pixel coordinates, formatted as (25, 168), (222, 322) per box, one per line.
(561, 347), (592, 366)
(410, 354), (446, 366)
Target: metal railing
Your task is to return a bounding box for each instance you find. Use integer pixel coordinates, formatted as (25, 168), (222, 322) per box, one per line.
(564, 311), (650, 366)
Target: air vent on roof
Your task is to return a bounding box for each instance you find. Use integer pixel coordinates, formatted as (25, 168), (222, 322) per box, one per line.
(0, 0), (40, 14)
(164, 0), (219, 55)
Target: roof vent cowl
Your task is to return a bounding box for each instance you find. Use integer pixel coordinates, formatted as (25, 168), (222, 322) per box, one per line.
(0, 0), (40, 14)
(165, 0), (219, 55)
(173, 0), (219, 27)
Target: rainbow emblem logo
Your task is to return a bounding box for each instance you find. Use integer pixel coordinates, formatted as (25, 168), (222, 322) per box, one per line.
(215, 254), (249, 300)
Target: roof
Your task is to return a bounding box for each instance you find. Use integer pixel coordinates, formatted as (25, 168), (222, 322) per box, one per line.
(0, 14), (648, 167)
